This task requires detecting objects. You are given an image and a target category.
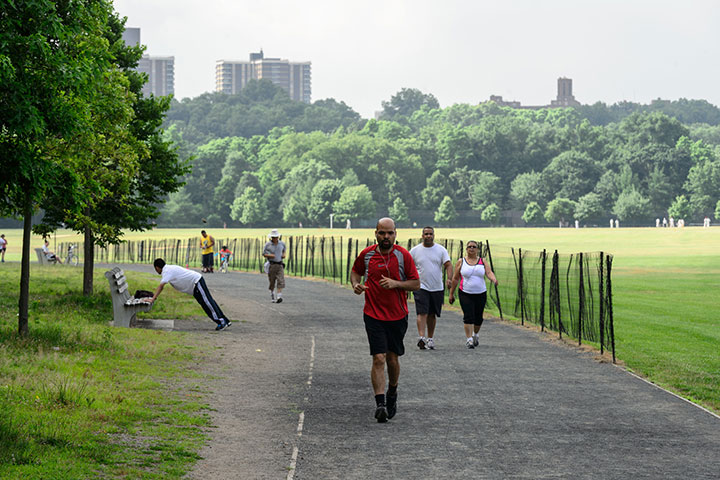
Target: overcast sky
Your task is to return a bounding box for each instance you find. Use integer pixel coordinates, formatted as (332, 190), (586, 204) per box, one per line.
(114, 0), (720, 118)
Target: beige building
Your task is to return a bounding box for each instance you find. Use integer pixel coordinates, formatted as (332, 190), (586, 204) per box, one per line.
(216, 50), (311, 103)
(122, 27), (175, 98)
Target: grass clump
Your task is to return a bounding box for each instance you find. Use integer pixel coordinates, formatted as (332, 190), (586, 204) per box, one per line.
(0, 264), (211, 479)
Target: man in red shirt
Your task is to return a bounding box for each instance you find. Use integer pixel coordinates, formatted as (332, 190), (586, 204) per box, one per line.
(351, 217), (420, 423)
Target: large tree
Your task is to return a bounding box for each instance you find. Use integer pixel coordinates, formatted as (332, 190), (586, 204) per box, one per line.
(34, 11), (190, 295)
(1, 0), (117, 334)
(380, 88), (440, 121)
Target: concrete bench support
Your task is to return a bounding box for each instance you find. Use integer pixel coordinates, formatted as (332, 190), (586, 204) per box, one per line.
(105, 267), (153, 327)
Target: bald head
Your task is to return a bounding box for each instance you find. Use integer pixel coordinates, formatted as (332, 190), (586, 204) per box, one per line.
(376, 217), (396, 231)
(375, 217), (396, 252)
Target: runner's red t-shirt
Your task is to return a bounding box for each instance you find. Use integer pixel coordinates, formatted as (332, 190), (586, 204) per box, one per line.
(352, 244), (419, 321)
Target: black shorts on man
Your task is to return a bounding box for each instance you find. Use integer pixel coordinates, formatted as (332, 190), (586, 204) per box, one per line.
(363, 314), (408, 356)
(414, 289), (444, 317)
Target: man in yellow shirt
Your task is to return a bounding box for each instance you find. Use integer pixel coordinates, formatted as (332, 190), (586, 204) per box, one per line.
(200, 230), (215, 273)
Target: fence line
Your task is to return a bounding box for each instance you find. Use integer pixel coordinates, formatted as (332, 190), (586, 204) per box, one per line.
(58, 235), (614, 361)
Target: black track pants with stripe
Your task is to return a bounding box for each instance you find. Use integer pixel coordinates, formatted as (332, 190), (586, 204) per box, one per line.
(193, 277), (227, 325)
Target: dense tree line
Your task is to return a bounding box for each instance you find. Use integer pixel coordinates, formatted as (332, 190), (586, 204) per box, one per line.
(160, 91), (720, 228)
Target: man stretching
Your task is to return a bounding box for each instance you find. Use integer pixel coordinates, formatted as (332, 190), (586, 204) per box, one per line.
(144, 258), (231, 331)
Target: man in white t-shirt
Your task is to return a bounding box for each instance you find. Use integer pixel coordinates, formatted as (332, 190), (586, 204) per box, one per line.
(409, 226), (453, 350)
(144, 258), (231, 331)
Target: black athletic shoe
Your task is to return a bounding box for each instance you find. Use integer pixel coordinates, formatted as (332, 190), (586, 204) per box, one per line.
(375, 405), (388, 423)
(215, 320), (230, 331)
(417, 338), (426, 350)
(275, 297), (283, 303)
(386, 393), (397, 419)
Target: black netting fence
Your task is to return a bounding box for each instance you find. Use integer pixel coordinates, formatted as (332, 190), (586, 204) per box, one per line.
(57, 236), (614, 360)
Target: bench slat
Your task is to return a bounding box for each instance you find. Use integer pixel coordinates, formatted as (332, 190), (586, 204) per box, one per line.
(117, 283), (128, 294)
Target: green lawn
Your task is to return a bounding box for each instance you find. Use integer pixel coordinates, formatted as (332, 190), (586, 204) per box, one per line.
(3, 226), (719, 414)
(0, 264), (211, 478)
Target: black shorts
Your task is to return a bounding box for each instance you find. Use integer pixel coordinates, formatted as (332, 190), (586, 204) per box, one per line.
(414, 289), (444, 317)
(202, 253), (213, 268)
(363, 314), (408, 356)
(458, 290), (487, 326)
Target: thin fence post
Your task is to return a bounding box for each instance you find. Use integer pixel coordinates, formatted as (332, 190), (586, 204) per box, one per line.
(485, 240), (503, 321)
(578, 252), (584, 346)
(599, 252), (605, 355)
(540, 249), (546, 332)
(346, 238), (353, 283)
(606, 255), (615, 363)
(554, 250), (562, 339)
(518, 248), (525, 325)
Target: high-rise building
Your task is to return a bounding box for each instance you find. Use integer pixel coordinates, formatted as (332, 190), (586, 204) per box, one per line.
(215, 50), (311, 103)
(122, 27), (175, 98)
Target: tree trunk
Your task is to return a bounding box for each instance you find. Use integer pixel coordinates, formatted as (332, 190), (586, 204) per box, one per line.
(83, 225), (94, 296)
(18, 191), (32, 336)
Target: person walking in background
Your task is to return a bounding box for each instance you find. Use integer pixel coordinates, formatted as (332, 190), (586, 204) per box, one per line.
(143, 258), (231, 331)
(0, 234), (6, 262)
(218, 245), (232, 273)
(263, 229), (286, 303)
(200, 230), (215, 273)
(448, 240), (498, 349)
(351, 217), (420, 423)
(410, 226), (452, 350)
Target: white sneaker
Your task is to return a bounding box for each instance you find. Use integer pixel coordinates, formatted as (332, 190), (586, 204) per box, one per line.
(466, 338), (474, 349)
(427, 338), (435, 350)
(472, 334), (479, 347)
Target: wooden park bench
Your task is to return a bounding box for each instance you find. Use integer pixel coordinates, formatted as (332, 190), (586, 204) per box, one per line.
(35, 248), (54, 265)
(104, 267), (153, 327)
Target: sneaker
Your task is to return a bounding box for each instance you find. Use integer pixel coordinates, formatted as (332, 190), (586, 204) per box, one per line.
(270, 291), (275, 302)
(224, 320), (232, 328)
(386, 393), (397, 419)
(417, 337), (426, 350)
(466, 338), (474, 349)
(472, 334), (479, 347)
(374, 404), (388, 423)
(275, 297), (283, 304)
(215, 321), (228, 331)
(427, 338), (435, 350)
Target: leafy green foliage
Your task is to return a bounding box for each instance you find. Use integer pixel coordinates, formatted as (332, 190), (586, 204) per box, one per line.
(389, 197), (410, 225)
(668, 194), (693, 220)
(434, 196), (457, 224)
(613, 187), (651, 222)
(333, 185), (376, 221)
(544, 198), (578, 224)
(522, 202), (544, 224)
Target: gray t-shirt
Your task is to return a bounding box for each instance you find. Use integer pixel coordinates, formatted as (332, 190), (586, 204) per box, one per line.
(410, 243), (451, 292)
(263, 240), (286, 262)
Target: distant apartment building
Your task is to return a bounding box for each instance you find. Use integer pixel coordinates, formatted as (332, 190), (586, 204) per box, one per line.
(122, 27), (175, 98)
(215, 50), (312, 103)
(487, 77), (580, 109)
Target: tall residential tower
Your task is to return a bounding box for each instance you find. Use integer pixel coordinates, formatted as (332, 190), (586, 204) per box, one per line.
(122, 27), (175, 98)
(215, 50), (311, 103)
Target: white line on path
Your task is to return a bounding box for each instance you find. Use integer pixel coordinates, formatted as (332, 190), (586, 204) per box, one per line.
(287, 335), (315, 480)
(615, 364), (720, 421)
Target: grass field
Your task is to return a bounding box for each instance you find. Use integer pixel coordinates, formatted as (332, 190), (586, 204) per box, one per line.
(0, 264), (211, 478)
(2, 226), (719, 414)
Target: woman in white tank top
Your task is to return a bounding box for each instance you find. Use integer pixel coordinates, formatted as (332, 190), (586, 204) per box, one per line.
(448, 241), (498, 349)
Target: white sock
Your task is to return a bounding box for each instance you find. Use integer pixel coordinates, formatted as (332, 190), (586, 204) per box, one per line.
(277, 292), (282, 298)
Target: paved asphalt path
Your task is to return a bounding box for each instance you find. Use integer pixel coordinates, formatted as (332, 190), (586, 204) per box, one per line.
(122, 265), (720, 479)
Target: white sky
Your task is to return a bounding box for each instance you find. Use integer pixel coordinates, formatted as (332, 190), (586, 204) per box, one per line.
(114, 0), (720, 118)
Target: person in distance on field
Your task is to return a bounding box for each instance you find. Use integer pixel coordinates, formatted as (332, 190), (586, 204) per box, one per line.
(143, 258), (231, 331)
(263, 229), (286, 303)
(351, 217), (420, 423)
(410, 226), (452, 350)
(448, 240), (498, 349)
